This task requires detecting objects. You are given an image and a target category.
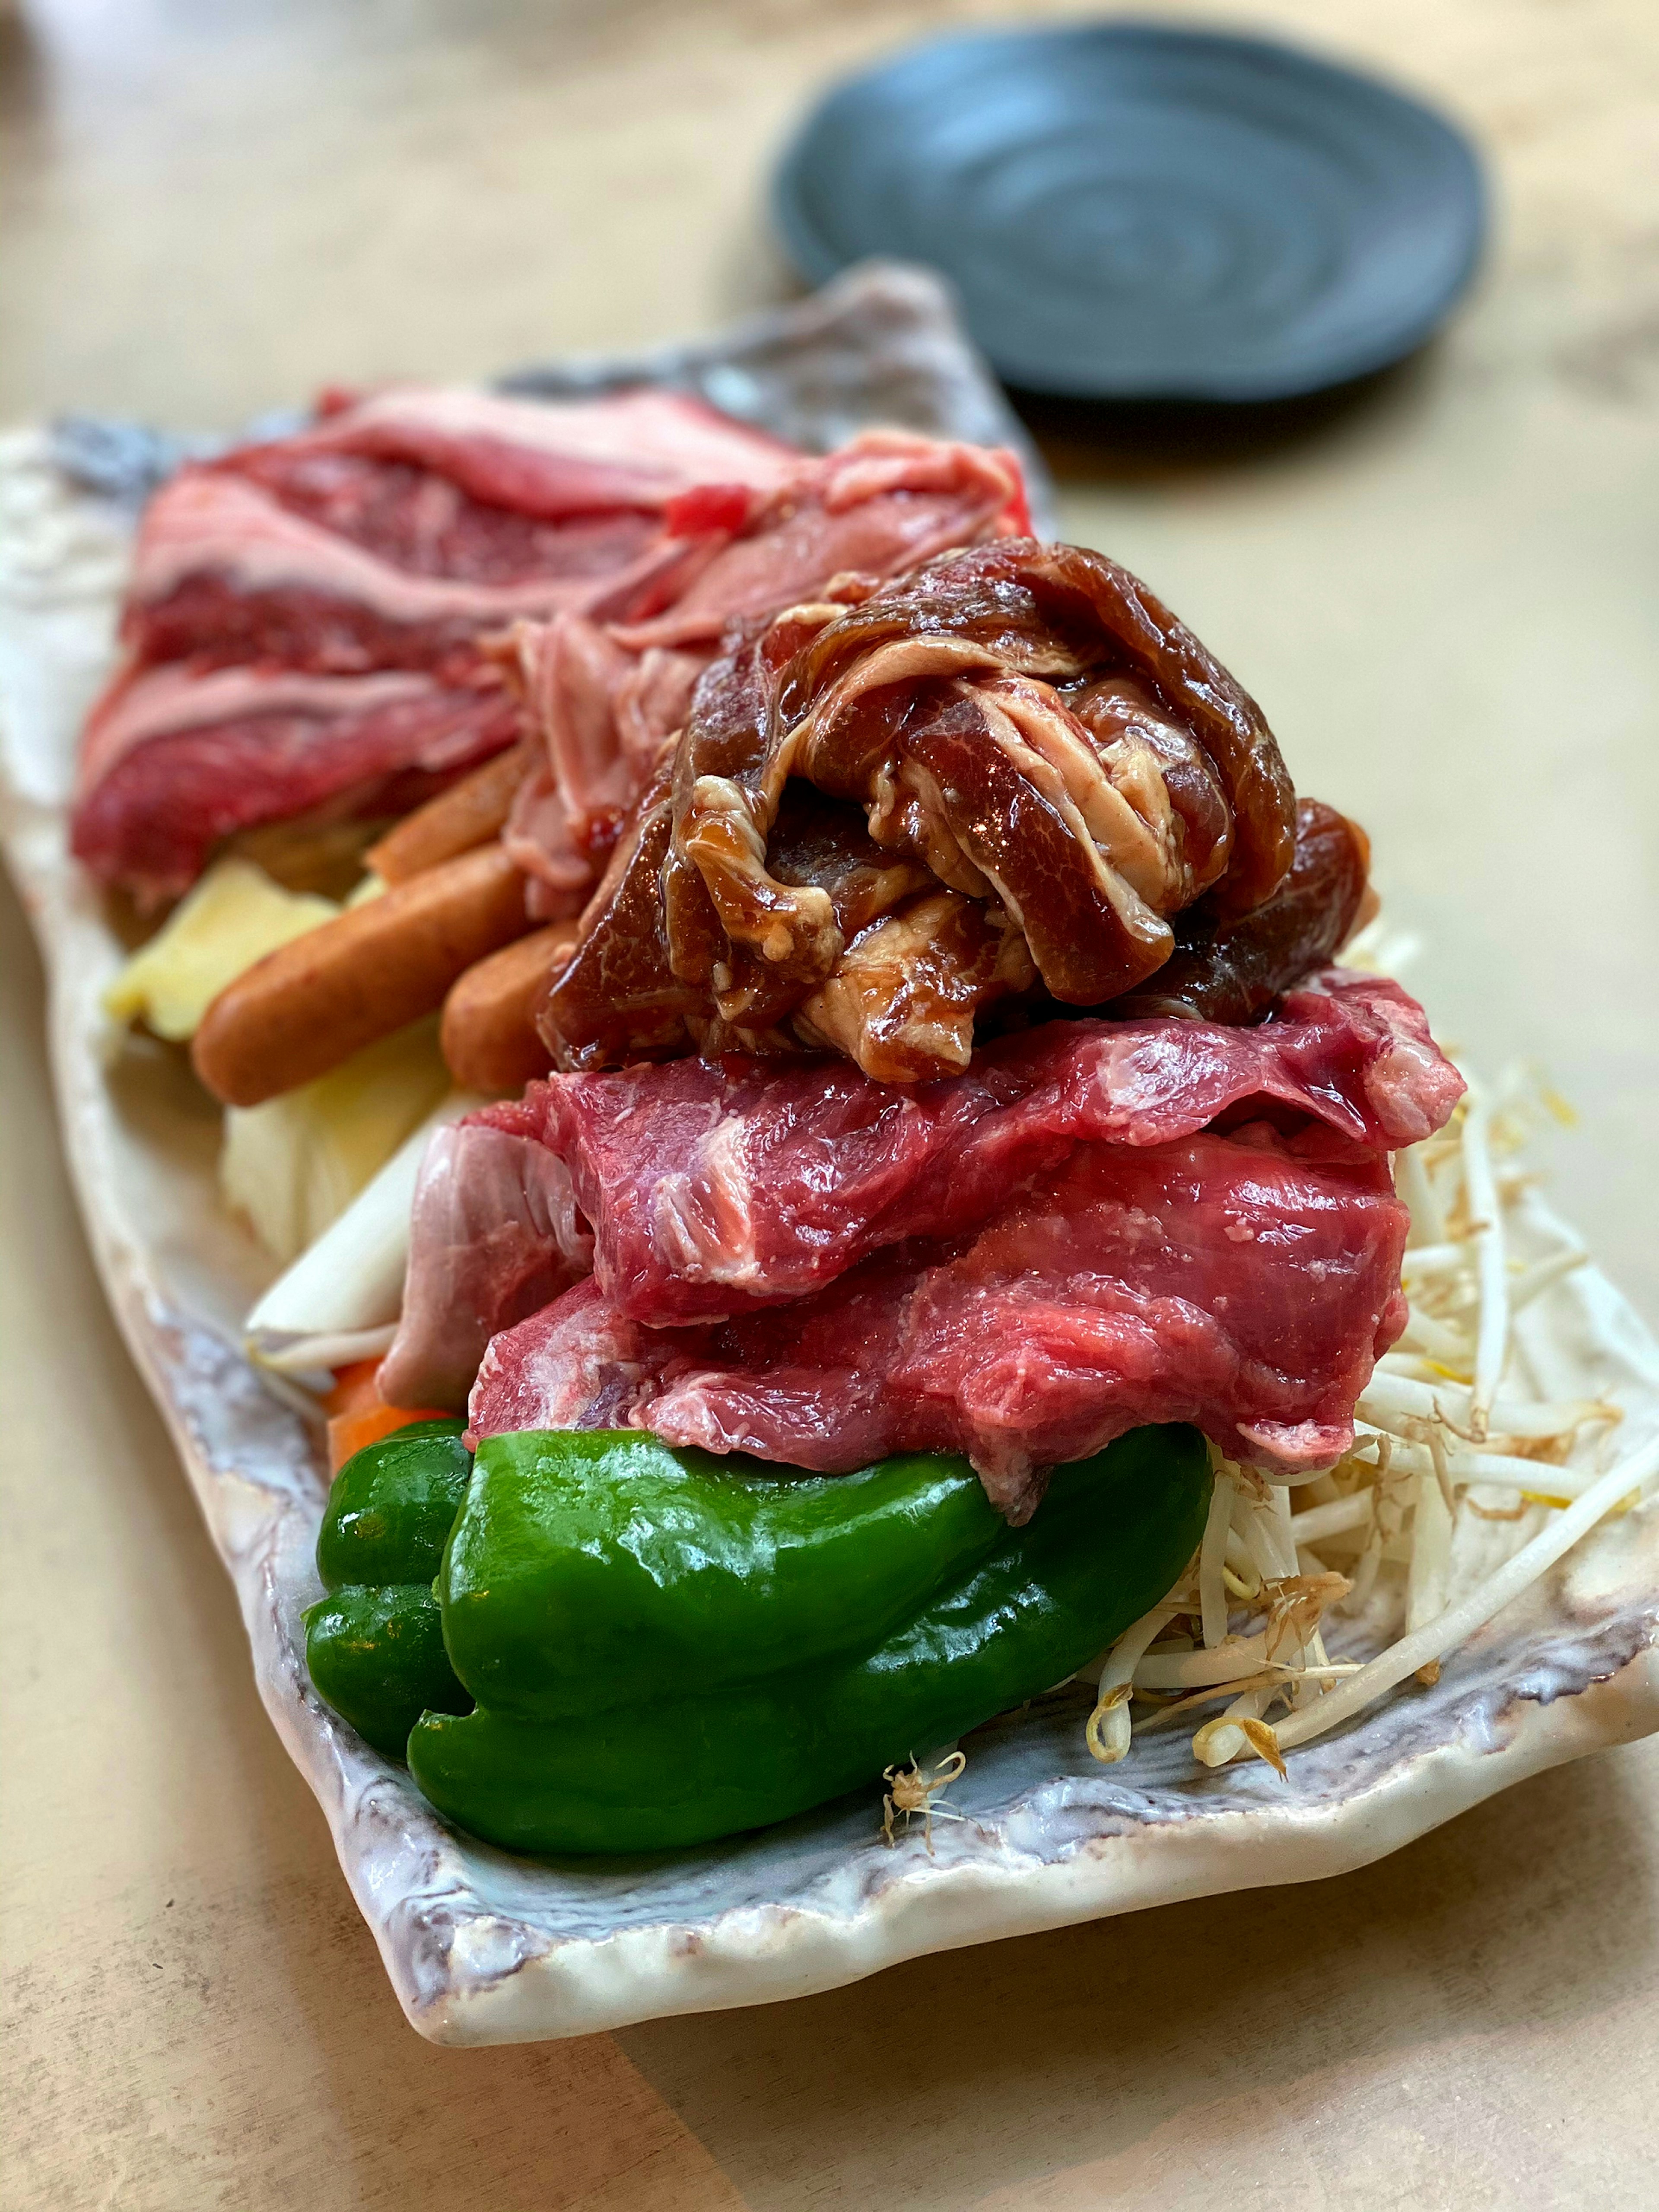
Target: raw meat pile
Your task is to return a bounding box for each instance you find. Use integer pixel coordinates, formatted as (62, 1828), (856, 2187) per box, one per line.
(71, 382), (1465, 1510)
(69, 385), (804, 903)
(385, 971), (1464, 1519)
(70, 388), (1029, 921)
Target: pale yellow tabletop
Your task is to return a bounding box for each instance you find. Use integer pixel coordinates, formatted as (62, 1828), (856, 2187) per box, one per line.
(3, 3), (1657, 2206)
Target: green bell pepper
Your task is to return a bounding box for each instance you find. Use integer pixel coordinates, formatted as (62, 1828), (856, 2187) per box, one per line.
(412, 1422), (1210, 1855)
(302, 1418), (1211, 1853)
(302, 1419), (474, 1759)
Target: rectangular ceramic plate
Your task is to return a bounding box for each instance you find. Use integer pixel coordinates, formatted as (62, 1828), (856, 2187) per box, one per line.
(2, 264), (1656, 2047)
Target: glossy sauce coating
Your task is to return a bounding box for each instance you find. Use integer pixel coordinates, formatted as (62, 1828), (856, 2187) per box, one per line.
(1110, 800), (1371, 1025)
(541, 540), (1309, 1078)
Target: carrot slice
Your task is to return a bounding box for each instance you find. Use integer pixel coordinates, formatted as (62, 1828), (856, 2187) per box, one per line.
(324, 1358), (386, 1420)
(324, 1358), (449, 1475)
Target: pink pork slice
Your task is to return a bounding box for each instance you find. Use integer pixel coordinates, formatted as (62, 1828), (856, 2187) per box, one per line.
(378, 1124), (594, 1414)
(69, 662), (521, 904)
(70, 386), (808, 899)
(499, 431), (1032, 913)
(122, 386), (803, 673)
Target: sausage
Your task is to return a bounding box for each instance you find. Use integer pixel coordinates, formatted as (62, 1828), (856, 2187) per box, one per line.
(439, 922), (578, 1094)
(193, 844), (533, 1106)
(364, 743), (533, 885)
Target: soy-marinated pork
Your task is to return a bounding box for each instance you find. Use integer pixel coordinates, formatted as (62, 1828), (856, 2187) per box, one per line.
(540, 538), (1302, 1076)
(499, 432), (1030, 918)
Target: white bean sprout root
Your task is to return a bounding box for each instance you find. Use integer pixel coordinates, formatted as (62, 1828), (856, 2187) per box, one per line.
(881, 1749), (968, 1851)
(1083, 1049), (1649, 1779)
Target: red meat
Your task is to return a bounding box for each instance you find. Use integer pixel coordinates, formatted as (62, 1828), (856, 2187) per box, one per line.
(69, 663), (522, 902)
(292, 383), (800, 521)
(377, 1123), (593, 1414)
(481, 969), (1462, 1325)
(498, 431), (1031, 916)
(467, 1125), (1411, 1521)
(120, 470), (713, 679)
(72, 386), (808, 899)
(383, 969), (1462, 1510)
(123, 387), (801, 673)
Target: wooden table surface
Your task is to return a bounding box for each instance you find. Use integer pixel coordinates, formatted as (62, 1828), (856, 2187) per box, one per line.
(3, 2), (1657, 2205)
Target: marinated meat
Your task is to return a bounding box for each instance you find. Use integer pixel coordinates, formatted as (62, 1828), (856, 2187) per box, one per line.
(502, 433), (1030, 920)
(541, 538), (1302, 1077)
(529, 740), (691, 1061)
(770, 540), (1293, 923)
(792, 888), (1038, 1082)
(1110, 799), (1373, 1025)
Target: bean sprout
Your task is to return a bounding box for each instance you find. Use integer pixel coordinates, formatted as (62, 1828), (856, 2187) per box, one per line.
(1079, 1056), (1653, 1779)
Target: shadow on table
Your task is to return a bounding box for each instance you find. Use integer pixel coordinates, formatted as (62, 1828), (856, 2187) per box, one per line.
(1006, 345), (1445, 490)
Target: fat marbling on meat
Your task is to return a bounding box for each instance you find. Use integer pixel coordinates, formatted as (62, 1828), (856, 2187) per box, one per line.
(467, 1121), (1415, 1524)
(497, 431), (1031, 920)
(498, 968), (1455, 1325)
(72, 663), (521, 899)
(385, 970), (1464, 1512)
(121, 386), (801, 676)
(71, 386), (806, 903)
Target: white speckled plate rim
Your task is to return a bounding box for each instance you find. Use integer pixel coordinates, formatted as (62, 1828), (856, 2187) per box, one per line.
(2, 278), (1656, 2046)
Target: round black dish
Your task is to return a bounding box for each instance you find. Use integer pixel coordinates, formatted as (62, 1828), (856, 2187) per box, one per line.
(773, 21), (1485, 403)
